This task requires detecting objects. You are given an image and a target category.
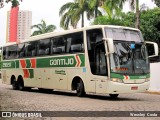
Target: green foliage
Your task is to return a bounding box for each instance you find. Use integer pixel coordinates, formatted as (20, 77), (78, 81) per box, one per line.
(31, 19), (56, 36)
(0, 53), (1, 69)
(140, 8), (160, 43)
(59, 0), (125, 29)
(59, 2), (82, 29)
(153, 0), (160, 7)
(59, 0), (101, 29)
(0, 0), (22, 8)
(120, 12), (135, 27)
(92, 16), (125, 26)
(93, 8), (160, 48)
(92, 11), (135, 27)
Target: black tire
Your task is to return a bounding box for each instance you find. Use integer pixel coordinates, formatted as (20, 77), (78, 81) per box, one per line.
(12, 79), (18, 90)
(25, 87), (31, 91)
(76, 80), (86, 97)
(38, 88), (53, 93)
(17, 77), (25, 91)
(109, 94), (119, 99)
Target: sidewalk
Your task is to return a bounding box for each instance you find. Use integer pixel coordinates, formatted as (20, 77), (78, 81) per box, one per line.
(146, 91), (160, 95)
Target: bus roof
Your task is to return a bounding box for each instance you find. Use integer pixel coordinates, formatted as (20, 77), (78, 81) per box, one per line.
(3, 25), (140, 46)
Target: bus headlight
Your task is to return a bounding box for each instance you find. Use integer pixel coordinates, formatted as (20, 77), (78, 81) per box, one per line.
(111, 78), (123, 83)
(145, 78), (150, 82)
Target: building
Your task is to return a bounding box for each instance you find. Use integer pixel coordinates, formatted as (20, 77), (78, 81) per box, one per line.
(6, 7), (32, 42)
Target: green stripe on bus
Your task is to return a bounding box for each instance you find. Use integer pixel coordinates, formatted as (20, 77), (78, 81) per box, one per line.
(1, 61), (16, 69)
(79, 54), (85, 67)
(37, 54), (85, 68)
(111, 73), (150, 79)
(15, 60), (19, 68)
(26, 59), (31, 68)
(1, 54), (85, 69)
(28, 69), (34, 78)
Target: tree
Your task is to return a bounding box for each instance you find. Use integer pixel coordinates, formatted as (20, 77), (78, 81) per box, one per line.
(0, 0), (22, 8)
(101, 0), (123, 19)
(124, 0), (140, 29)
(75, 0), (102, 26)
(153, 0), (160, 7)
(0, 53), (1, 69)
(140, 8), (160, 43)
(93, 8), (160, 46)
(92, 16), (125, 26)
(59, 0), (124, 29)
(92, 0), (125, 26)
(31, 19), (56, 36)
(87, 0), (105, 18)
(59, 2), (79, 29)
(59, 0), (97, 29)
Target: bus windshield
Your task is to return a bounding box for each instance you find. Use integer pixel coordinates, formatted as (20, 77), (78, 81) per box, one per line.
(105, 28), (149, 75)
(105, 28), (144, 42)
(110, 41), (149, 75)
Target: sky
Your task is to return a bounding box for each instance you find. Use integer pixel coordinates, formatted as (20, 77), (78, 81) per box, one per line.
(0, 0), (157, 46)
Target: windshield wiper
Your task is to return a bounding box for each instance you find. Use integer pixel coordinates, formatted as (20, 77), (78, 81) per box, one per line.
(134, 59), (145, 75)
(132, 50), (146, 75)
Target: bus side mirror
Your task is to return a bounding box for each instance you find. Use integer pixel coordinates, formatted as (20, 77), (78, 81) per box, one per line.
(106, 38), (114, 54)
(145, 41), (159, 58)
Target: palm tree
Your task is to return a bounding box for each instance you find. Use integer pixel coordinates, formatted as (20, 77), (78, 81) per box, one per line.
(59, 0), (101, 29)
(59, 2), (79, 29)
(130, 0), (140, 29)
(101, 0), (123, 19)
(120, 0), (140, 29)
(0, 0), (22, 8)
(152, 0), (160, 7)
(31, 19), (56, 36)
(92, 0), (125, 26)
(79, 0), (103, 18)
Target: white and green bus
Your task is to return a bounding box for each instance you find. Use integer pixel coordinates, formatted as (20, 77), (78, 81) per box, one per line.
(1, 25), (158, 98)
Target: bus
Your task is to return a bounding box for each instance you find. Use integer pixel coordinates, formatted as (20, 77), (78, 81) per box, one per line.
(1, 25), (158, 98)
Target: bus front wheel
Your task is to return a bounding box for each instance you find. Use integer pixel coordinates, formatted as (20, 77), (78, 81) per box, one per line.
(76, 80), (86, 97)
(109, 94), (119, 99)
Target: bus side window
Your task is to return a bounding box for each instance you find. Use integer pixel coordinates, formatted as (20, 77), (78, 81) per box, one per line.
(8, 45), (18, 59)
(66, 37), (72, 53)
(3, 47), (7, 60)
(18, 43), (25, 58)
(38, 39), (51, 56)
(25, 41), (38, 57)
(70, 32), (83, 53)
(52, 37), (65, 54)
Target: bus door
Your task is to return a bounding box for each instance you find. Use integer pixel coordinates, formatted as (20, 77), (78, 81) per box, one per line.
(94, 43), (108, 94)
(87, 29), (108, 94)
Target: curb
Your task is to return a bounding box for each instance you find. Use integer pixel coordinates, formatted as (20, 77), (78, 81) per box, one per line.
(146, 91), (160, 95)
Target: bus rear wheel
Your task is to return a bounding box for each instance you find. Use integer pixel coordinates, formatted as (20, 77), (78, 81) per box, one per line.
(17, 77), (25, 91)
(12, 78), (18, 90)
(76, 80), (86, 97)
(109, 94), (119, 99)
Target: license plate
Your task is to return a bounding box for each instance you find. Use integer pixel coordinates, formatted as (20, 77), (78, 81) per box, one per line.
(131, 86), (138, 90)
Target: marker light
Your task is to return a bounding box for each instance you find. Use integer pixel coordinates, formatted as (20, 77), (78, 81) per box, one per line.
(130, 44), (135, 49)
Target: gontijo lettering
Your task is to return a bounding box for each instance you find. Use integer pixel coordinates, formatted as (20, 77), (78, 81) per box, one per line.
(50, 58), (74, 66)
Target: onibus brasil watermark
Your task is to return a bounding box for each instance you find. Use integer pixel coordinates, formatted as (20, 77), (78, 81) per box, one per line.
(1, 111), (160, 117)
(1, 112), (42, 118)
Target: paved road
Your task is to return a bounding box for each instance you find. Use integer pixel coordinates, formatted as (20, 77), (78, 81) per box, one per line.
(0, 79), (160, 120)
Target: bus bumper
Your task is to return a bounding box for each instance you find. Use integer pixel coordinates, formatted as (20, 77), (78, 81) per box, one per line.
(107, 81), (150, 94)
